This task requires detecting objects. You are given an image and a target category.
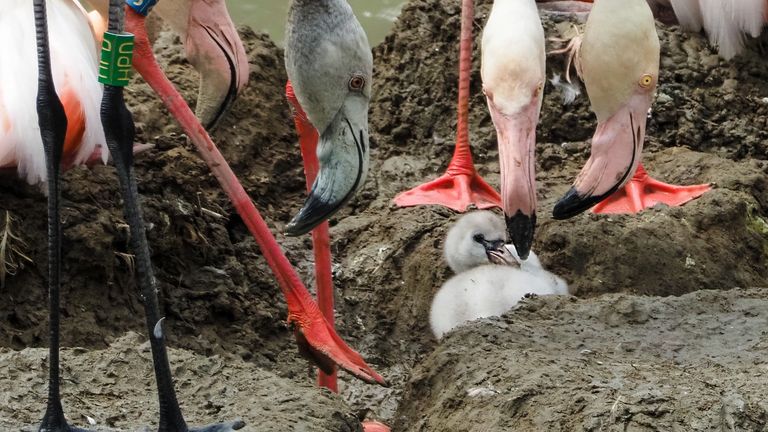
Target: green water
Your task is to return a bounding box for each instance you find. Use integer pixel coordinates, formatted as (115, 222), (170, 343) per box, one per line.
(225, 0), (405, 47)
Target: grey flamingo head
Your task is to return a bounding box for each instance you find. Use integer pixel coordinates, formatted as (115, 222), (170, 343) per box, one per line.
(283, 0), (373, 236)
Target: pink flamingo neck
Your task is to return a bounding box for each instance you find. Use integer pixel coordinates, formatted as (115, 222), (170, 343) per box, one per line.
(128, 11), (312, 314)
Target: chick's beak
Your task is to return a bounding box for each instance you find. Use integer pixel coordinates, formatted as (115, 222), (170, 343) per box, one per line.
(485, 240), (520, 267)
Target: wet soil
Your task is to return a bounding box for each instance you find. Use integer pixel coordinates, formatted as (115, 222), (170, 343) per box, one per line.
(1, 0), (767, 430)
(0, 333), (360, 431)
(394, 289), (768, 431)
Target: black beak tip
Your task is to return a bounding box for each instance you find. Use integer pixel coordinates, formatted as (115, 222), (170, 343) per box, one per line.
(553, 187), (604, 220)
(284, 196), (341, 237)
(203, 87), (238, 132)
(506, 211), (536, 261)
(284, 219), (312, 237)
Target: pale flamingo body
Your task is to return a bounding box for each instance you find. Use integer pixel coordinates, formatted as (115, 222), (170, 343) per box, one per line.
(0, 0), (105, 185)
(666, 0), (767, 59)
(548, 0), (768, 60)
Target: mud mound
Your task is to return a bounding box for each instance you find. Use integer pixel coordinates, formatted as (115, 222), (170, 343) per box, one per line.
(392, 289), (768, 431)
(0, 332), (360, 431)
(340, 0), (768, 424)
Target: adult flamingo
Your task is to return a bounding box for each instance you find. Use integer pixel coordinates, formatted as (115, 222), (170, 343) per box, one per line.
(552, 0), (711, 219)
(12, 0), (384, 430)
(283, 3), (392, 430)
(283, 0), (373, 391)
(391, 0), (564, 258)
(125, 0), (383, 389)
(480, 0), (546, 259)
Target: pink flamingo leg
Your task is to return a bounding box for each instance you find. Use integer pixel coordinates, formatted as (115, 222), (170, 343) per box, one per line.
(362, 420), (391, 432)
(126, 8), (385, 387)
(285, 82), (338, 393)
(592, 164), (711, 214)
(393, 0), (501, 212)
(287, 83), (388, 430)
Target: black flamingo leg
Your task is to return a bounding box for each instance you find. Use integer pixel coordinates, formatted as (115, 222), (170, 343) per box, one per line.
(34, 1), (88, 431)
(100, 2), (242, 431)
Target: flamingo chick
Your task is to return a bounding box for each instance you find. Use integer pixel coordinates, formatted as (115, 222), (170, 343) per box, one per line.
(552, 0), (710, 218)
(481, 0), (546, 260)
(430, 211), (568, 340)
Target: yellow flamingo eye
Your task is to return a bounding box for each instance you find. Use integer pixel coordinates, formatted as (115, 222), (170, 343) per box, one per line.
(639, 74), (654, 88)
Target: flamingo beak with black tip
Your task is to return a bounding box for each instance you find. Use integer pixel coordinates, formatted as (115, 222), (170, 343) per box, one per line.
(283, 4), (372, 236)
(88, 0), (248, 129)
(481, 0), (546, 260)
(150, 0), (249, 129)
(552, 0), (660, 219)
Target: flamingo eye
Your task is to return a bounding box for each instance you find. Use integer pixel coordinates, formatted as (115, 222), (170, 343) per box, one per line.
(349, 75), (366, 91)
(473, 233), (485, 244)
(639, 74), (654, 88)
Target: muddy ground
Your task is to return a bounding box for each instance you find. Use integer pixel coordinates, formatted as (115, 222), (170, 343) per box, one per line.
(1, 0), (768, 430)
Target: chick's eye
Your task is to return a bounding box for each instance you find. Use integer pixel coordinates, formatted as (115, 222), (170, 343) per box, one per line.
(349, 75), (365, 91)
(473, 233), (485, 243)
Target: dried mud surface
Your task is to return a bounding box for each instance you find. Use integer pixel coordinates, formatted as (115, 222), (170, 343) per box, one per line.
(1, 0), (767, 430)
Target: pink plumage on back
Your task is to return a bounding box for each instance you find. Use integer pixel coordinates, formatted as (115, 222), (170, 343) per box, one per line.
(673, 0), (766, 59)
(0, 0), (105, 186)
(669, 0), (703, 31)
